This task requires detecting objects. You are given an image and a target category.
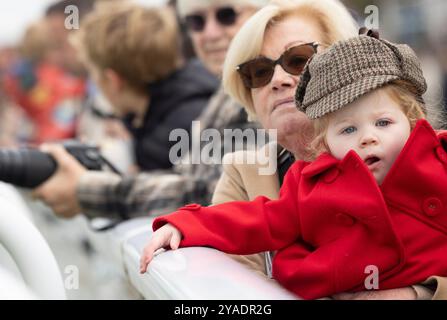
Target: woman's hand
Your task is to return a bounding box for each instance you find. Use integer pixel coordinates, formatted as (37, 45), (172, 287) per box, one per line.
(139, 223), (182, 274)
(32, 144), (87, 218)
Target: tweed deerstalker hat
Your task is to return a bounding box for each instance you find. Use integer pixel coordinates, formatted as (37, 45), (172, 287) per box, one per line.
(295, 30), (427, 119)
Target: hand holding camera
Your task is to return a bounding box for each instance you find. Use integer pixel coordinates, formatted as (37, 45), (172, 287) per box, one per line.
(0, 141), (120, 218)
(32, 144), (88, 218)
(0, 140), (118, 188)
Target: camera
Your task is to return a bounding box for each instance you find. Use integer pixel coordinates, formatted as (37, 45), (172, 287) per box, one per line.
(0, 141), (111, 188)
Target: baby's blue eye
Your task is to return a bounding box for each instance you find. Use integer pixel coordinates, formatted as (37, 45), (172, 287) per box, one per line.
(376, 119), (391, 127)
(341, 126), (356, 135)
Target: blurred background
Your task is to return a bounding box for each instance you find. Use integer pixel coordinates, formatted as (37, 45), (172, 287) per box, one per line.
(0, 0), (445, 299)
(0, 0), (445, 148)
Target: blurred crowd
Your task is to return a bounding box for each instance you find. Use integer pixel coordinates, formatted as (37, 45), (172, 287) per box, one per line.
(0, 0), (93, 147)
(0, 0), (445, 157)
(0, 0), (219, 175)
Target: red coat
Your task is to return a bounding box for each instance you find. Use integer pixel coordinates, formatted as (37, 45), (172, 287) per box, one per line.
(153, 119), (447, 299)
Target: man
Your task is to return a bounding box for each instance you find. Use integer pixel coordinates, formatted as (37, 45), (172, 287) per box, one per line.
(33, 0), (267, 220)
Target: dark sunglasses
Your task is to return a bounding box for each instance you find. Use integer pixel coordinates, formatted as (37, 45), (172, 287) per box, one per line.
(184, 7), (237, 32)
(236, 42), (319, 89)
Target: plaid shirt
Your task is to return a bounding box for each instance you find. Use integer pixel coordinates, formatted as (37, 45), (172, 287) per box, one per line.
(78, 87), (262, 220)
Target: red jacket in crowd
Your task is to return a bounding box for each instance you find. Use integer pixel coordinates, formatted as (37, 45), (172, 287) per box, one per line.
(153, 119), (447, 299)
(3, 62), (85, 143)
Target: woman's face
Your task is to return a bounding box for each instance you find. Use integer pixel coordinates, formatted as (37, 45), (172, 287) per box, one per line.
(188, 5), (258, 77)
(251, 15), (324, 144)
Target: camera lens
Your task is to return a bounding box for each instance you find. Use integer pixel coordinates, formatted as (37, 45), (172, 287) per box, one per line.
(0, 149), (57, 188)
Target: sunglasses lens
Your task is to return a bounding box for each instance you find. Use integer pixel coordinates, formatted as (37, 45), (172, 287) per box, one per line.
(238, 44), (317, 89)
(216, 7), (237, 26)
(185, 15), (205, 32)
(185, 7), (237, 32)
(282, 45), (316, 75)
(239, 59), (274, 88)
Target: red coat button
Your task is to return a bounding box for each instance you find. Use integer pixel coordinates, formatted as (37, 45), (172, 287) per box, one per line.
(436, 146), (447, 164)
(335, 213), (356, 227)
(422, 198), (442, 217)
(180, 204), (202, 211)
(323, 168), (340, 184)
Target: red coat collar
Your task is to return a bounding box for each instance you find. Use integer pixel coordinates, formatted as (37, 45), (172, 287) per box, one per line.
(301, 119), (444, 179)
(301, 153), (338, 177)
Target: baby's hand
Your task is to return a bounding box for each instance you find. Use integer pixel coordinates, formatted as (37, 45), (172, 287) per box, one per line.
(139, 223), (182, 274)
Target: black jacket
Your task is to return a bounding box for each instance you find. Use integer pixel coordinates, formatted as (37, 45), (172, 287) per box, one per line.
(123, 59), (219, 171)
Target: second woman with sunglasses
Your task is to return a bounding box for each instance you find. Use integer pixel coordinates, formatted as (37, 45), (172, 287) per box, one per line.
(178, 0), (263, 76)
(214, 0), (446, 299)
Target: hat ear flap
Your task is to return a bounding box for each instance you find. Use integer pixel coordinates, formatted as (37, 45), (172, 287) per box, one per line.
(381, 40), (427, 97)
(295, 57), (313, 113)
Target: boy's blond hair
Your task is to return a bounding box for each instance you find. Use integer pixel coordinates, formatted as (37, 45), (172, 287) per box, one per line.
(310, 81), (427, 158)
(73, 5), (180, 93)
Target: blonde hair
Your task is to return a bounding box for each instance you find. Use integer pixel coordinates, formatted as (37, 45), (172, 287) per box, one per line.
(310, 81), (428, 158)
(73, 5), (180, 93)
(222, 0), (358, 120)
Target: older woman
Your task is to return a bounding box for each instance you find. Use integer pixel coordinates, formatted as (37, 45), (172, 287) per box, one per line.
(217, 0), (356, 204)
(215, 0), (446, 299)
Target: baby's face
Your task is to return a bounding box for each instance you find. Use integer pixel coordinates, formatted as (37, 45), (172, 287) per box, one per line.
(325, 89), (411, 185)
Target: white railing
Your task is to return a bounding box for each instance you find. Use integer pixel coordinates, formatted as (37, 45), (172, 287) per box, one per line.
(0, 267), (37, 299)
(1, 180), (298, 300)
(87, 217), (298, 300)
(0, 183), (66, 300)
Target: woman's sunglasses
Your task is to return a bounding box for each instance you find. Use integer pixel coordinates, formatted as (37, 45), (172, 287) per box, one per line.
(236, 42), (319, 89)
(184, 7), (237, 32)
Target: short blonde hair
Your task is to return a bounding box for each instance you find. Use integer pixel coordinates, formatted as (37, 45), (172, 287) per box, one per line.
(222, 0), (358, 120)
(310, 81), (428, 158)
(74, 5), (180, 93)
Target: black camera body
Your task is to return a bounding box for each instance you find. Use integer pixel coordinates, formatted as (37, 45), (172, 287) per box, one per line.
(0, 141), (104, 188)
(63, 141), (103, 171)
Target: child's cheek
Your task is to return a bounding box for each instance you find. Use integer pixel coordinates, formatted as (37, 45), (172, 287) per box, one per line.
(331, 137), (354, 160)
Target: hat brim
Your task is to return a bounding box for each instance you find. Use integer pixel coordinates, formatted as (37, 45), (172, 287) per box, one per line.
(305, 74), (400, 119)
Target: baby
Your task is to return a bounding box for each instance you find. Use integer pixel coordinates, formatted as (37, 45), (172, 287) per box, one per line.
(139, 33), (447, 299)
